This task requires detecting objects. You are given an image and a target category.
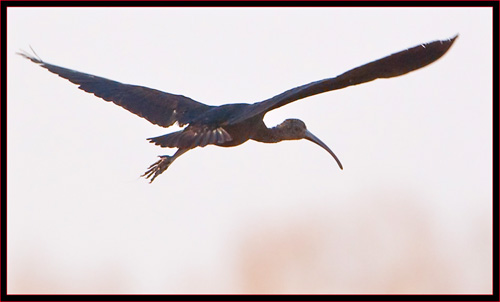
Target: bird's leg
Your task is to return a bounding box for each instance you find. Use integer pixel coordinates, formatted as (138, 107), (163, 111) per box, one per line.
(141, 149), (188, 183)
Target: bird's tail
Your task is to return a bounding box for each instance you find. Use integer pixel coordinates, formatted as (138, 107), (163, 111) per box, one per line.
(147, 131), (185, 148)
(148, 127), (232, 149)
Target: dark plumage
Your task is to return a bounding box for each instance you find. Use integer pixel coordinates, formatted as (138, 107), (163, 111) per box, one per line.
(19, 35), (457, 182)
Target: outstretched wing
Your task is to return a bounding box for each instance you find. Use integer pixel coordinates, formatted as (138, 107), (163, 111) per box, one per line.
(18, 52), (213, 128)
(227, 35), (458, 125)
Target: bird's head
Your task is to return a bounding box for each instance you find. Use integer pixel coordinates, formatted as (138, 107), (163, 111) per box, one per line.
(277, 119), (343, 170)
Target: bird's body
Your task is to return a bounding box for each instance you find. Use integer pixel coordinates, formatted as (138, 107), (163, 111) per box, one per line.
(19, 35), (457, 182)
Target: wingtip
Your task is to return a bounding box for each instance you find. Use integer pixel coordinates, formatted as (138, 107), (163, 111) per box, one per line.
(434, 34), (459, 46)
(441, 34), (459, 54)
(449, 34), (459, 44)
(421, 34), (458, 62)
(17, 47), (43, 64)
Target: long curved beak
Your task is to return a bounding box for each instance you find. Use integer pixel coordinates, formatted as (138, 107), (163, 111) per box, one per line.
(304, 130), (343, 170)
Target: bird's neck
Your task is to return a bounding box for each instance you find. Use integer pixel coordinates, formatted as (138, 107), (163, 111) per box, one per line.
(252, 124), (287, 144)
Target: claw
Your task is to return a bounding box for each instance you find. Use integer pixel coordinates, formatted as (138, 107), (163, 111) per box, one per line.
(141, 155), (173, 183)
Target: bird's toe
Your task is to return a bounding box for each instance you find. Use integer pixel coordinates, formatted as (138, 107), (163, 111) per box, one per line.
(141, 155), (174, 183)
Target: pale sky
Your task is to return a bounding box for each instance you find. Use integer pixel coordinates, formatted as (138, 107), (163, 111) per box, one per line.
(7, 7), (493, 294)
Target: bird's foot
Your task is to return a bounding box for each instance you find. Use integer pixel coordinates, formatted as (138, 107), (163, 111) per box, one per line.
(141, 155), (173, 183)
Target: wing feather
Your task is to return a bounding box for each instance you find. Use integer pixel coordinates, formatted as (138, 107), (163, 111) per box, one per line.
(227, 35), (458, 124)
(18, 52), (213, 127)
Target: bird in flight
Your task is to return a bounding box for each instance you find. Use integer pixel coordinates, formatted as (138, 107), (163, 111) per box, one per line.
(19, 35), (457, 182)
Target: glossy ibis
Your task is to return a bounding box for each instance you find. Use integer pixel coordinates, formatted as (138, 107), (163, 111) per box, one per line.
(19, 35), (457, 182)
